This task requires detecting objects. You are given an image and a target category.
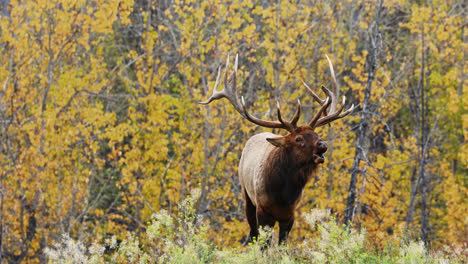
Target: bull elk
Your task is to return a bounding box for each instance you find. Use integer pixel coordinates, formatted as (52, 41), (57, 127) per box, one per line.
(200, 54), (354, 245)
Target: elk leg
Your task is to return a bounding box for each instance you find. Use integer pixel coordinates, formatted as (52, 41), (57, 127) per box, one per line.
(256, 209), (275, 247)
(278, 217), (294, 245)
(242, 189), (258, 246)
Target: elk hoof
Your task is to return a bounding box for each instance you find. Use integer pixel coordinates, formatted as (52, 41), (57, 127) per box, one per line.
(241, 235), (252, 246)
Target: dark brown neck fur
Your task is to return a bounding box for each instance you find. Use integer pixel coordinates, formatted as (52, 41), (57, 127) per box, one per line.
(263, 147), (318, 207)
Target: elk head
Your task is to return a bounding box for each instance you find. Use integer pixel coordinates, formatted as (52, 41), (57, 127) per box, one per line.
(200, 54), (354, 165)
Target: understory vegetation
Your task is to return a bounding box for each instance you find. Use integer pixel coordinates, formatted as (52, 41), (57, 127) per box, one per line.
(44, 191), (466, 263)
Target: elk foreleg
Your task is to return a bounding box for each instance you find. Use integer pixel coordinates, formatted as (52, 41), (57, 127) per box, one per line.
(278, 217), (294, 245)
(256, 209), (275, 248)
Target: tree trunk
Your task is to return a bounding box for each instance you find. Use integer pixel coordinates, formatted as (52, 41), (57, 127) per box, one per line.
(344, 0), (383, 227)
(405, 26), (431, 246)
(418, 29), (430, 246)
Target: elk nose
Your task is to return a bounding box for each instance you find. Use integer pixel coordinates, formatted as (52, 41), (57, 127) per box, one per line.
(317, 140), (328, 153)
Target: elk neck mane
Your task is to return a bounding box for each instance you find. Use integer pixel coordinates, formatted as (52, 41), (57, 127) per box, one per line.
(262, 145), (318, 207)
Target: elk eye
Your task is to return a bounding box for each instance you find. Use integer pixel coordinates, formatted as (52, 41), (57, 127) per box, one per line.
(295, 137), (303, 143)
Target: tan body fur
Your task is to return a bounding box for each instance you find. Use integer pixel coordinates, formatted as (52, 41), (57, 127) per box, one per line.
(239, 132), (276, 208)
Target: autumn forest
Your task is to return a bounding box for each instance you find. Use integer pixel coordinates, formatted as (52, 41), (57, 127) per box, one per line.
(0, 0), (466, 263)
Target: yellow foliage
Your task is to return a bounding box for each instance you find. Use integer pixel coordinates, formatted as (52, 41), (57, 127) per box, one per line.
(0, 0), (466, 262)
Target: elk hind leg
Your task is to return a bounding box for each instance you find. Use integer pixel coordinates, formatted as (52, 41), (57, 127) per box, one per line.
(242, 189), (258, 246)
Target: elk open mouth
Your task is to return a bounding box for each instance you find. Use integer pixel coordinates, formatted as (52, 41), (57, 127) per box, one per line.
(313, 153), (325, 164)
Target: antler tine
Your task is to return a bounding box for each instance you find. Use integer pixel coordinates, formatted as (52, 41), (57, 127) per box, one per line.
(234, 53), (238, 74)
(199, 66), (223, 105)
(314, 96), (354, 128)
(302, 80), (325, 105)
(309, 97), (331, 129)
(325, 54), (339, 113)
(302, 80), (331, 119)
(227, 54), (238, 93)
(290, 99), (301, 128)
(338, 104), (355, 118)
(305, 55), (354, 129)
(276, 101), (295, 131)
(320, 86), (334, 102)
(199, 54), (246, 116)
(275, 100), (302, 132)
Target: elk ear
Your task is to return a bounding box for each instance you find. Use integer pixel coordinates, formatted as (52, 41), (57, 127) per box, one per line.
(266, 136), (287, 147)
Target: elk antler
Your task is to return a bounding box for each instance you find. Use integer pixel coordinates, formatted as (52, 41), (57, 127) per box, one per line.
(302, 55), (355, 129)
(199, 54), (301, 132)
